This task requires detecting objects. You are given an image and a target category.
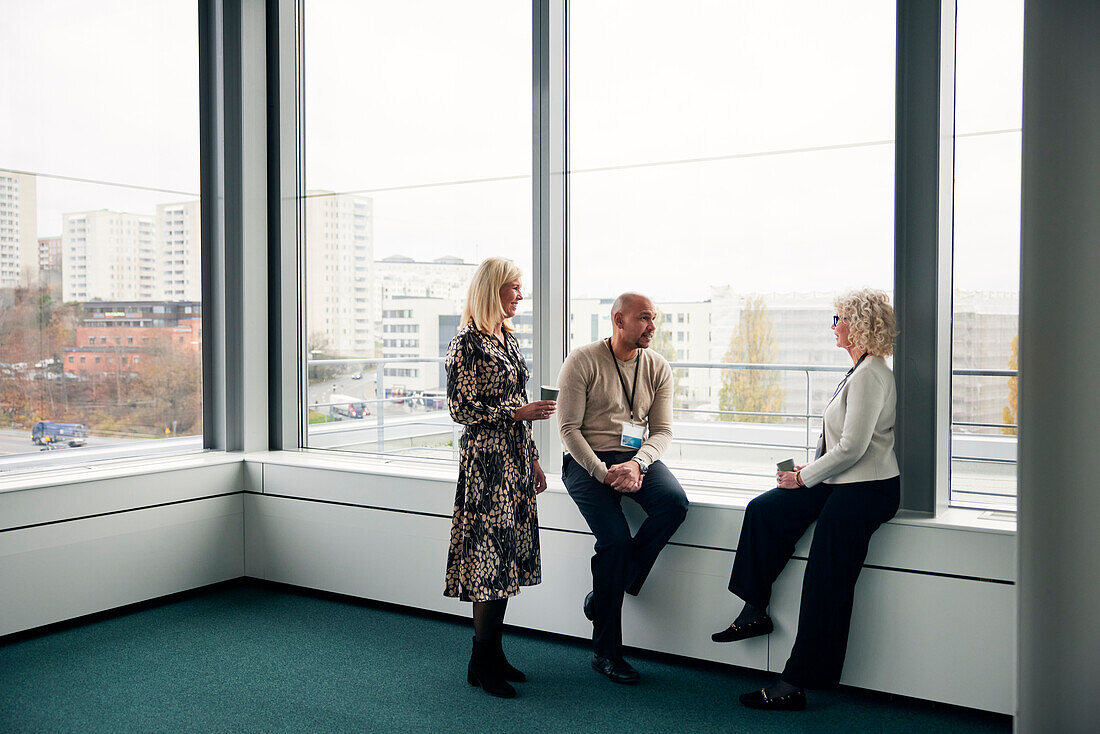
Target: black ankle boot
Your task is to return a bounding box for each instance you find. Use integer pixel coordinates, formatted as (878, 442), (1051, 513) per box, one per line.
(493, 639), (526, 683)
(467, 637), (516, 698)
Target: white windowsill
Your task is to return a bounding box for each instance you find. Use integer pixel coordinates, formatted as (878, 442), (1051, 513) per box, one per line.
(243, 449), (1017, 535)
(0, 445), (1014, 536)
(0, 450), (240, 495)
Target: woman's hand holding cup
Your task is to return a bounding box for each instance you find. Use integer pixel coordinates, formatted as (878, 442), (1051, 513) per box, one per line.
(515, 400), (557, 421)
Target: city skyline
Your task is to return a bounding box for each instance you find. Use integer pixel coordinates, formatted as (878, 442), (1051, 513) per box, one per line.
(3, 1), (1022, 302)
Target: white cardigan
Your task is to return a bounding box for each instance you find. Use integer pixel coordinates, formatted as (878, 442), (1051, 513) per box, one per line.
(798, 355), (900, 487)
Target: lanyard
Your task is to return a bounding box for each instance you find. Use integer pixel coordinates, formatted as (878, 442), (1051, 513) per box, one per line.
(822, 352), (870, 451)
(828, 352), (870, 404)
(607, 338), (640, 421)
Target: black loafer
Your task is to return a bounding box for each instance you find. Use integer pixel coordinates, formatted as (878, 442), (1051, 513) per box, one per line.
(739, 687), (806, 711)
(583, 591), (595, 622)
(591, 654), (640, 684)
(711, 616), (773, 643)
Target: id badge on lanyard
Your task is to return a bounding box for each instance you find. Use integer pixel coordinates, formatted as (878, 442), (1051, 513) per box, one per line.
(620, 421), (645, 449)
(608, 339), (645, 449)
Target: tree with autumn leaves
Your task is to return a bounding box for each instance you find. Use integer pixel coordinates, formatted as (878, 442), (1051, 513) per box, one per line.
(1002, 335), (1018, 436)
(0, 287), (202, 437)
(647, 313), (683, 409)
(719, 297), (784, 423)
(0, 288), (79, 425)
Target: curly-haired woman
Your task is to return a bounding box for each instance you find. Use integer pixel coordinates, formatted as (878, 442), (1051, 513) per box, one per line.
(711, 289), (901, 711)
(445, 257), (556, 699)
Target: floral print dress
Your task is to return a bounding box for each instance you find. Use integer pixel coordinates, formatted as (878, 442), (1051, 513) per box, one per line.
(444, 324), (541, 602)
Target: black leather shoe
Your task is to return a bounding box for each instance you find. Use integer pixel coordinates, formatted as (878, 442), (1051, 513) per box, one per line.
(711, 616), (773, 643)
(583, 591), (595, 622)
(739, 687), (806, 711)
(591, 654), (640, 684)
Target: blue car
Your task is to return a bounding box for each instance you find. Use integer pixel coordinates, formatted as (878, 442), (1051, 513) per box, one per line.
(32, 421), (89, 447)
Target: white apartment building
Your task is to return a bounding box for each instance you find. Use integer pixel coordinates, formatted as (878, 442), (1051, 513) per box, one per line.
(380, 296), (458, 394)
(0, 171), (37, 288)
(157, 201), (201, 301)
(305, 191), (374, 357)
(62, 210), (156, 302)
(38, 236), (61, 272)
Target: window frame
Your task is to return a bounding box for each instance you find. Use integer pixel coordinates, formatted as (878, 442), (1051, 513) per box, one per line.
(268, 0), (965, 517)
(0, 0), (217, 476)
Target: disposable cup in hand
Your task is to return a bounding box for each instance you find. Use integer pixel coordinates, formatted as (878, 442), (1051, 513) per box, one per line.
(777, 458), (795, 472)
(540, 385), (559, 401)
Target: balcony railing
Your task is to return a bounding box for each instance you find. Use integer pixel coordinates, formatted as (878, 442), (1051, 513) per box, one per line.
(305, 357), (1018, 508)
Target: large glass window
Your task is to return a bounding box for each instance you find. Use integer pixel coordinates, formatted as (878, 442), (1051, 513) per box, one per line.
(568, 1), (896, 493)
(950, 0), (1023, 511)
(0, 1), (202, 471)
(300, 1), (532, 459)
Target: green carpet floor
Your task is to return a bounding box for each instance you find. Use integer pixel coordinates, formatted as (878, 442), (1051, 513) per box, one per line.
(0, 583), (1010, 733)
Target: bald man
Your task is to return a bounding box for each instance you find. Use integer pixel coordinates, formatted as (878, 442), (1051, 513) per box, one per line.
(557, 292), (689, 684)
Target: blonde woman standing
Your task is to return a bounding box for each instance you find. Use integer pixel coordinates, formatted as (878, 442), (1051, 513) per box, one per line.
(444, 257), (556, 699)
(712, 289), (901, 711)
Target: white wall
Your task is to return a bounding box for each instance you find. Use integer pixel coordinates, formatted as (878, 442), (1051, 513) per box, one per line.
(0, 456), (247, 637)
(244, 453), (1016, 714)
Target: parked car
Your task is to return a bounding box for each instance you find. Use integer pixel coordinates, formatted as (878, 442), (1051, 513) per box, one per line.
(32, 421), (89, 447)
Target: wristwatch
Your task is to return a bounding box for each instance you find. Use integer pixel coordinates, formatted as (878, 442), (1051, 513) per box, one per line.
(631, 457), (649, 475)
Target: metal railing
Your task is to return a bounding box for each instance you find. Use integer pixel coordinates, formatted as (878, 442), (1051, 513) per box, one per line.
(305, 356), (1019, 471)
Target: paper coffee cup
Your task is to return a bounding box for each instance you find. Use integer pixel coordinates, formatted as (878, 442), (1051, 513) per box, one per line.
(776, 458), (795, 472)
(540, 385), (559, 401)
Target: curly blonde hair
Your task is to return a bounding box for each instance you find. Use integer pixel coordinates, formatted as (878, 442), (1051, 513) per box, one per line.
(836, 288), (898, 357)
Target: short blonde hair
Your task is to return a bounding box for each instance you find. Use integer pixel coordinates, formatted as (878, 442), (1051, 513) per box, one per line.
(836, 288), (898, 357)
(461, 257), (522, 333)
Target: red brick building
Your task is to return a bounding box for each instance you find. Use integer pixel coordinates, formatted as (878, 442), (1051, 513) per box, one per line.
(63, 301), (202, 377)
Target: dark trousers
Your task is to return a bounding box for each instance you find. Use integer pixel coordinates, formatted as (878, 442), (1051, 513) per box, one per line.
(563, 451), (689, 659)
(728, 476), (900, 689)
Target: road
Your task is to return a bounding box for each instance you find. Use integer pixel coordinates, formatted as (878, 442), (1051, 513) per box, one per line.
(0, 428), (130, 456)
(307, 374), (440, 420)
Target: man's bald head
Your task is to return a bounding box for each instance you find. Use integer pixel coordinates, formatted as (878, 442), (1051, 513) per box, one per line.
(610, 292), (657, 352)
(611, 292), (653, 319)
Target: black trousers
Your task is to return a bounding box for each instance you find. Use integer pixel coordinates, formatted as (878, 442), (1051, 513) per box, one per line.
(563, 451), (689, 659)
(728, 476), (900, 689)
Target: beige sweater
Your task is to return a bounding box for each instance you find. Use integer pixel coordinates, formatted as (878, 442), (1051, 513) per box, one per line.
(557, 339), (674, 482)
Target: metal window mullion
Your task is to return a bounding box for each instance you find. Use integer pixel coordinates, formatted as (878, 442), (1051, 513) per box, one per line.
(201, 0), (270, 454)
(893, 0), (955, 514)
(532, 0), (568, 474)
(267, 0), (304, 450)
(199, 0), (228, 451)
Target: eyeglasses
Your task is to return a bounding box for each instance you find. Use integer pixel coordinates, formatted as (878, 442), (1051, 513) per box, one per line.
(832, 315), (849, 327)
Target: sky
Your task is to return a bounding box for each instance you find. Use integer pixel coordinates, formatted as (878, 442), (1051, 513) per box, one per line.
(1, 0), (1023, 302)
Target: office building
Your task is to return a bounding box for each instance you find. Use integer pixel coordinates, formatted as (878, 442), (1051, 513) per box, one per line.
(379, 296), (455, 394)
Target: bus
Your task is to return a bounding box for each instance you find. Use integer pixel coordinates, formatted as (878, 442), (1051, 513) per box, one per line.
(32, 421), (89, 447)
(328, 394), (371, 419)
